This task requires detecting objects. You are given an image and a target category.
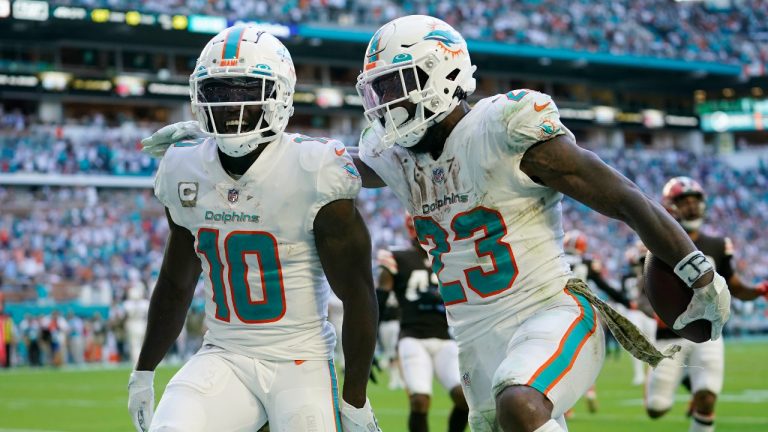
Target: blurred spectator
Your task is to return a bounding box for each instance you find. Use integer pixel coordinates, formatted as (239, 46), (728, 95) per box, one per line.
(67, 311), (86, 365)
(0, 294), (14, 368)
(18, 314), (41, 366)
(40, 310), (69, 366)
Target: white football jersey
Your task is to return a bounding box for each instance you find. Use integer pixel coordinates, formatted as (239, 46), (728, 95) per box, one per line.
(155, 133), (361, 360)
(360, 90), (574, 341)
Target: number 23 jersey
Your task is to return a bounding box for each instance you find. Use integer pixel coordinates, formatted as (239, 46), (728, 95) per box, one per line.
(154, 133), (361, 360)
(360, 90), (574, 341)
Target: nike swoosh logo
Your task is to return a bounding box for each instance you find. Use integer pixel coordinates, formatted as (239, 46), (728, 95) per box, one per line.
(294, 360), (306, 365)
(534, 102), (551, 112)
(335, 147), (346, 156)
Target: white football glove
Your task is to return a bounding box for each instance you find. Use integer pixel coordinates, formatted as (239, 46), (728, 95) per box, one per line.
(341, 398), (381, 432)
(141, 120), (204, 158)
(673, 272), (731, 341)
(128, 370), (155, 432)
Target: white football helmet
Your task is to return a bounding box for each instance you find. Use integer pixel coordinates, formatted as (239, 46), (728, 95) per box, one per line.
(356, 15), (476, 149)
(190, 26), (296, 157)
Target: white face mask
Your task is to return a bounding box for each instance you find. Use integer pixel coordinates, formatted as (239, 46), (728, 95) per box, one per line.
(680, 218), (703, 232)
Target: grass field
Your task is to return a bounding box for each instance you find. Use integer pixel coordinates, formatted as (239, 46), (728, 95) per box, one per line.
(1, 339), (767, 432)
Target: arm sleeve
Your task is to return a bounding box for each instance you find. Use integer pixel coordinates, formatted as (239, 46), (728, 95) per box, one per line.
(153, 151), (173, 208)
(307, 141), (363, 231)
(504, 90), (572, 155)
(502, 90), (575, 188)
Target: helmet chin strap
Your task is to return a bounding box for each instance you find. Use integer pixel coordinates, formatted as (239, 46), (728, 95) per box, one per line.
(216, 135), (259, 157)
(215, 110), (269, 157)
(680, 218), (703, 232)
(384, 106), (426, 147)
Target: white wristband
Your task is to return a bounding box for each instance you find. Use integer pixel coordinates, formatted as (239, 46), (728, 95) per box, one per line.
(674, 251), (714, 287)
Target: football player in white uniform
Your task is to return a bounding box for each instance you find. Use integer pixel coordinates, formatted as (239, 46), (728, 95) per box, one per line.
(641, 177), (768, 432)
(128, 26), (380, 432)
(352, 15), (730, 432)
(140, 17), (732, 432)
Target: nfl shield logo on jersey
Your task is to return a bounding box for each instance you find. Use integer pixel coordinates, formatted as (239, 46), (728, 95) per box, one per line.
(227, 188), (239, 203)
(432, 167), (446, 184)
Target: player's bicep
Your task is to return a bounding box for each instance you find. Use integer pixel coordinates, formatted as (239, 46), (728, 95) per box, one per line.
(158, 208), (202, 293)
(520, 134), (647, 219)
(313, 199), (374, 302)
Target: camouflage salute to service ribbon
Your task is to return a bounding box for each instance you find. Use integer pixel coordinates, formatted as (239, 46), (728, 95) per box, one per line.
(567, 279), (681, 367)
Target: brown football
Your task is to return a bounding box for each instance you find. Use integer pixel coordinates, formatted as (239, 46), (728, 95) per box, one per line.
(643, 252), (711, 343)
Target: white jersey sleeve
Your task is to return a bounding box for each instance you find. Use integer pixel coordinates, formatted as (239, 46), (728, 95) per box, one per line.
(503, 90), (572, 154)
(490, 90), (575, 189)
(154, 138), (207, 212)
(154, 147), (172, 208)
(306, 140), (362, 231)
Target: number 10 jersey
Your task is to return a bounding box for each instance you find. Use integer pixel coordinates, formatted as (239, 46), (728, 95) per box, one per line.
(154, 133), (361, 360)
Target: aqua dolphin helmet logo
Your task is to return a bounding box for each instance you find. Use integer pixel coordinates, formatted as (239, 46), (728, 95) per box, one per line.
(423, 27), (465, 57)
(423, 29), (461, 46)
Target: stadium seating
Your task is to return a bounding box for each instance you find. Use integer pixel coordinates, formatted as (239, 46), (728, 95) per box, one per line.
(48, 0), (768, 67)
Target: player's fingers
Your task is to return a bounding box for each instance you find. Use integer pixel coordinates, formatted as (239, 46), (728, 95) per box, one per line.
(131, 410), (145, 432)
(170, 128), (191, 141)
(140, 136), (157, 147)
(673, 311), (692, 330)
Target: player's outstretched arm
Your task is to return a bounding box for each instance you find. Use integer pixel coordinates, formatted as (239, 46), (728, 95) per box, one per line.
(727, 275), (768, 301)
(314, 199), (381, 431)
(520, 134), (730, 339)
(128, 209), (201, 432)
(589, 266), (631, 308)
(521, 134), (696, 276)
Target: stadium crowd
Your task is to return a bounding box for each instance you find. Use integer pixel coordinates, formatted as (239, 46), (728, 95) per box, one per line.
(49, 0), (768, 67)
(0, 112), (158, 176)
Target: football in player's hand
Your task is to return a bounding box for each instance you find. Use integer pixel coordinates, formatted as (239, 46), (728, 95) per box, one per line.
(643, 252), (711, 343)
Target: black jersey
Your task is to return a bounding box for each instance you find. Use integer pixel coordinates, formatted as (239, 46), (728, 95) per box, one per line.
(378, 248), (451, 340)
(563, 252), (630, 308)
(379, 291), (401, 322)
(656, 233), (735, 340)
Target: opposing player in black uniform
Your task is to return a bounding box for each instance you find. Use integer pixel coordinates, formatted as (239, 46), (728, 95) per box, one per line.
(621, 240), (658, 386)
(377, 215), (469, 432)
(562, 230), (631, 310)
(375, 273), (403, 390)
(643, 177), (768, 432)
